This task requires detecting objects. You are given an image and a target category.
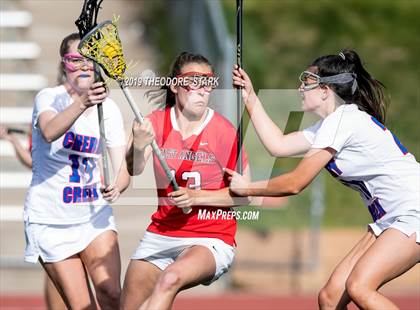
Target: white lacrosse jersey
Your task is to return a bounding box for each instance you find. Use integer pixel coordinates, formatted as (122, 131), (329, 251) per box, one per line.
(24, 85), (125, 224)
(303, 103), (420, 223)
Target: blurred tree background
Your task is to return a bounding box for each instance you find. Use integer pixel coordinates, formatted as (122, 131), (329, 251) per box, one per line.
(141, 0), (419, 228)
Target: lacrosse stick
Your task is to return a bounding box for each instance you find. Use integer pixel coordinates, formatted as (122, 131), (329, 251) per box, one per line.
(236, 0), (243, 174)
(78, 20), (192, 214)
(7, 127), (28, 135)
(75, 0), (111, 188)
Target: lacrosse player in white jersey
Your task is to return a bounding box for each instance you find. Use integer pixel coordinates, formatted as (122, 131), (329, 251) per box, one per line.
(227, 49), (419, 310)
(23, 32), (130, 309)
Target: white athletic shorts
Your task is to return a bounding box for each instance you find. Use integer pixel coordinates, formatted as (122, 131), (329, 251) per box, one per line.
(131, 231), (235, 285)
(368, 210), (420, 243)
(24, 206), (117, 263)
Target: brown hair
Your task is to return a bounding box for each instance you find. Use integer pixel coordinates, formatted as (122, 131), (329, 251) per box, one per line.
(311, 49), (389, 124)
(57, 33), (80, 84)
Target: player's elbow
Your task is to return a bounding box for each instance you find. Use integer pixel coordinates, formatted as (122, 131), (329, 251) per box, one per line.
(267, 142), (291, 158)
(270, 149), (288, 158)
(284, 183), (301, 196)
(265, 144), (282, 157)
(285, 175), (307, 196)
(42, 132), (56, 143)
(288, 186), (300, 196)
(119, 172), (131, 192)
(41, 127), (60, 143)
(127, 161), (145, 176)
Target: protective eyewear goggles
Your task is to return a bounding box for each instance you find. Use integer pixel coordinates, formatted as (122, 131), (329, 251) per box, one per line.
(62, 53), (94, 72)
(176, 71), (217, 93)
(299, 71), (358, 93)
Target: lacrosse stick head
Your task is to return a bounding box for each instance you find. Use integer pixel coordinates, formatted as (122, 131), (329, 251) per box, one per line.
(78, 20), (127, 80)
(75, 0), (104, 37)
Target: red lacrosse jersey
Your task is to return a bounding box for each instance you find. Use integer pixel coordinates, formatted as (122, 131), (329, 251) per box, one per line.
(146, 106), (247, 246)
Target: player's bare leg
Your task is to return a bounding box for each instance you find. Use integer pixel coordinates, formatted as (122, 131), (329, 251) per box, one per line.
(143, 245), (216, 310)
(346, 229), (419, 309)
(80, 230), (121, 310)
(120, 260), (162, 310)
(44, 275), (66, 310)
(41, 256), (97, 309)
(318, 230), (376, 309)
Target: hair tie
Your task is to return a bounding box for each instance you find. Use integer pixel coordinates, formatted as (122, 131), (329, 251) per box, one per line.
(338, 52), (345, 60)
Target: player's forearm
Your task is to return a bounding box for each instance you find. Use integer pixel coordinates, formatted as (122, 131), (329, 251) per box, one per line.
(110, 152), (130, 193)
(114, 165), (130, 193)
(41, 102), (86, 143)
(245, 172), (302, 197)
(126, 141), (147, 175)
(10, 136), (32, 168)
(246, 94), (286, 156)
(194, 187), (251, 207)
(245, 148), (332, 197)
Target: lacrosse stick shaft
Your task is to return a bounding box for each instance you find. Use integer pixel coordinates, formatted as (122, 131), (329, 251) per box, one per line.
(236, 0), (243, 174)
(97, 102), (111, 187)
(7, 128), (28, 135)
(119, 83), (192, 214)
(93, 61), (111, 188)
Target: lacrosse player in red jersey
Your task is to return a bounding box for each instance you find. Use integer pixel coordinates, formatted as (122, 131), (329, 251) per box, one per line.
(23, 33), (130, 309)
(121, 52), (250, 310)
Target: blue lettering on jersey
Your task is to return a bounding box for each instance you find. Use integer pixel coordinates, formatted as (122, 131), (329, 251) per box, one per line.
(63, 184), (99, 204)
(68, 155), (95, 184)
(63, 131), (98, 155)
(63, 131), (74, 148)
(63, 187), (72, 203)
(68, 154), (80, 183)
(368, 198), (387, 222)
(325, 159), (342, 177)
(82, 157), (96, 183)
(325, 158), (386, 221)
(343, 180), (371, 201)
(73, 135), (83, 152)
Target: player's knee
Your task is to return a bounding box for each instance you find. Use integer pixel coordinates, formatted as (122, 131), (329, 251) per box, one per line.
(345, 274), (370, 304)
(318, 285), (337, 308)
(96, 282), (121, 308)
(156, 270), (181, 293)
(318, 279), (344, 308)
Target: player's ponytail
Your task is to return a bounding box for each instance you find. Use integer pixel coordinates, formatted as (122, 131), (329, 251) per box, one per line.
(312, 49), (389, 124)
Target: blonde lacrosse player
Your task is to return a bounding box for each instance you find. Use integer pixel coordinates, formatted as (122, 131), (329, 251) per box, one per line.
(23, 32), (130, 309)
(227, 49), (419, 310)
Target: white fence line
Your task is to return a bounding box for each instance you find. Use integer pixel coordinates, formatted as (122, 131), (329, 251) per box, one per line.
(0, 172), (31, 188)
(0, 205), (23, 222)
(0, 11), (32, 28)
(0, 74), (47, 91)
(0, 107), (33, 124)
(0, 42), (41, 59)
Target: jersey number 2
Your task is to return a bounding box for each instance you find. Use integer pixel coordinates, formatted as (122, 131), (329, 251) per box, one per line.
(171, 170), (202, 190)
